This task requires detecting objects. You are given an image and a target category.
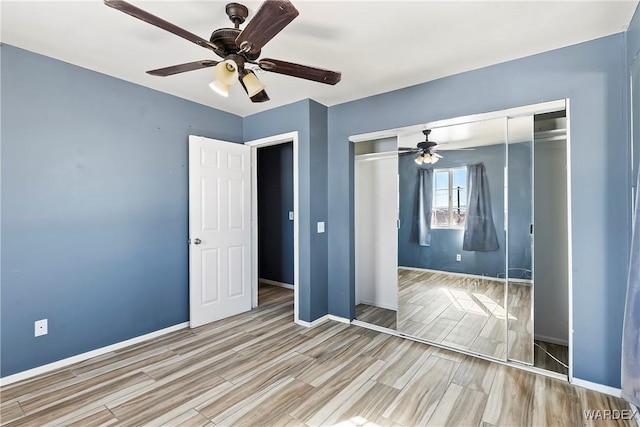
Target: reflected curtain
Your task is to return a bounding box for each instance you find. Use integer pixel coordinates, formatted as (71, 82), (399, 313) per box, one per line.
(622, 170), (640, 407)
(411, 168), (433, 247)
(463, 162), (499, 252)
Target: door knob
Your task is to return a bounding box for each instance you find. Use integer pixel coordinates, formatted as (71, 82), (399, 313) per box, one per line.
(193, 238), (202, 245)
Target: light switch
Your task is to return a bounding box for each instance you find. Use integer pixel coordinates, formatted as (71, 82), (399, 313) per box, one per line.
(317, 222), (325, 233)
(289, 211), (294, 221)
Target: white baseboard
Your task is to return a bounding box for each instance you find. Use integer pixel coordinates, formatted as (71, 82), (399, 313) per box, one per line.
(259, 278), (294, 290)
(327, 315), (351, 324)
(572, 378), (622, 398)
(534, 334), (569, 347)
(0, 322), (189, 387)
(295, 314), (351, 328)
(295, 315), (328, 328)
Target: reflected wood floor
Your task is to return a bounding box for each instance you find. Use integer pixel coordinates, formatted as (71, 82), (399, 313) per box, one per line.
(355, 304), (396, 330)
(535, 340), (569, 376)
(397, 268), (533, 363)
(1, 285), (632, 427)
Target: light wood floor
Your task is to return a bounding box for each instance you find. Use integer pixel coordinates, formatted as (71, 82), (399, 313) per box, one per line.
(1, 285), (632, 427)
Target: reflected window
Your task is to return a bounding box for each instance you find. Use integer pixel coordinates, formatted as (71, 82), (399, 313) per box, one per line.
(432, 166), (467, 229)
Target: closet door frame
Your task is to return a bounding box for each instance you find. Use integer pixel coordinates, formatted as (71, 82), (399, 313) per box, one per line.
(348, 99), (573, 383)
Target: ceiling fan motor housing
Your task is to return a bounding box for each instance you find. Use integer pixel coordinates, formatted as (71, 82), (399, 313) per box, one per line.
(210, 28), (261, 60)
(417, 141), (437, 150)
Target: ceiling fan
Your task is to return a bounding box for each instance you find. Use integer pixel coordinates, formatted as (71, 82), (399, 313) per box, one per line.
(399, 130), (444, 165)
(103, 0), (342, 103)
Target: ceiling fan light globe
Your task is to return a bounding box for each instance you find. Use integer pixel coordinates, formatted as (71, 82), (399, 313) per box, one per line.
(415, 155), (425, 165)
(242, 72), (266, 97)
(431, 156), (439, 164)
(215, 60), (239, 85)
(209, 80), (230, 97)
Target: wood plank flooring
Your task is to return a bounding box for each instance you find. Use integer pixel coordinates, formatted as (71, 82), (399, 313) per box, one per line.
(358, 269), (568, 375)
(1, 285), (633, 427)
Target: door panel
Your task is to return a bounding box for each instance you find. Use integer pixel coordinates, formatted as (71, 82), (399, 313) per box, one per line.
(202, 177), (220, 231)
(201, 248), (220, 304)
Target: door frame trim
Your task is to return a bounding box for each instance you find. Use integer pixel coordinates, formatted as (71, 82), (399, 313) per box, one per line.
(245, 132), (300, 324)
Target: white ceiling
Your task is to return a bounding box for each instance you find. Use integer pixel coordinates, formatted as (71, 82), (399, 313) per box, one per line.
(1, 1), (638, 117)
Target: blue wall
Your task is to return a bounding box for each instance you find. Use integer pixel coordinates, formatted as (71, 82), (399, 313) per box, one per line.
(308, 101), (329, 320)
(243, 99), (328, 322)
(0, 44), (243, 377)
(257, 143), (294, 284)
(328, 33), (630, 387)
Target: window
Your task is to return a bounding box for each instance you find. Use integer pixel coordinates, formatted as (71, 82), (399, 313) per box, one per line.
(432, 167), (467, 229)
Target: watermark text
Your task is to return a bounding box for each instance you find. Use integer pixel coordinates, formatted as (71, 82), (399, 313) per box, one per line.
(583, 409), (638, 421)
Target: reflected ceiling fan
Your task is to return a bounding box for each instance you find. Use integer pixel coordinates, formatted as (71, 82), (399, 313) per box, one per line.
(399, 130), (444, 165)
(103, 0), (342, 103)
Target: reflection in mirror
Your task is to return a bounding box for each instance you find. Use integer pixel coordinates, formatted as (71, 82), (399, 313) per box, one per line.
(397, 118), (508, 360)
(531, 110), (569, 375)
(352, 100), (571, 377)
(632, 57), (640, 208)
(506, 116), (534, 365)
(354, 137), (398, 330)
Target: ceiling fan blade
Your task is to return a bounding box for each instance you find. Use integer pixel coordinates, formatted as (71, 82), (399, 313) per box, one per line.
(239, 70), (270, 103)
(235, 0), (299, 55)
(433, 152), (443, 158)
(147, 60), (218, 77)
(258, 58), (341, 85)
(104, 0), (218, 52)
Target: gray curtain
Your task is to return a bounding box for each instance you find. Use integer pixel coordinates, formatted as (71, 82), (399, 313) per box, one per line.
(463, 163), (499, 252)
(622, 171), (640, 407)
(411, 168), (433, 246)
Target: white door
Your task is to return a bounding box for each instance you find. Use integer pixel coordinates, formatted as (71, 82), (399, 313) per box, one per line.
(189, 135), (251, 328)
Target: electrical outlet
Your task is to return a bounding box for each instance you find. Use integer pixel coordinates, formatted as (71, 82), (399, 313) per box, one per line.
(35, 319), (48, 337)
(289, 211), (294, 221)
(456, 254), (462, 262)
(317, 222), (325, 233)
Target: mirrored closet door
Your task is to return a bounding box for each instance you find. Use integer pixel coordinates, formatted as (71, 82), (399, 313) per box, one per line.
(396, 118), (508, 361)
(353, 100), (570, 378)
(506, 115), (534, 365)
